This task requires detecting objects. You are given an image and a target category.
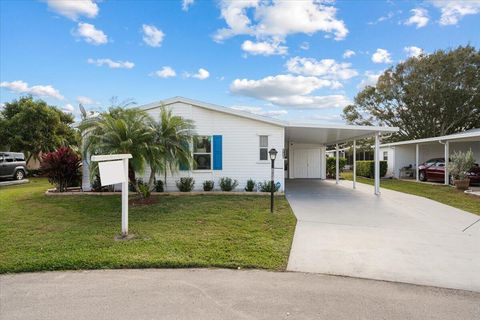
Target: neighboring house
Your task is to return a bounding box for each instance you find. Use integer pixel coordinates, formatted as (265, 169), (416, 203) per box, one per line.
(380, 129), (480, 179)
(82, 97), (398, 193)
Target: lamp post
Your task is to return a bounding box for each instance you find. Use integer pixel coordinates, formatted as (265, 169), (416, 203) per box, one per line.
(269, 148), (278, 213)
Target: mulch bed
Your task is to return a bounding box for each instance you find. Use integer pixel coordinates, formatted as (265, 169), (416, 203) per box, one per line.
(129, 197), (159, 206)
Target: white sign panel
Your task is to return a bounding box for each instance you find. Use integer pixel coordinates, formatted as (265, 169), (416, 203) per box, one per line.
(98, 160), (127, 186)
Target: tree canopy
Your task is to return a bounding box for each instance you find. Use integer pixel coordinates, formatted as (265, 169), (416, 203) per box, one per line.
(343, 45), (480, 141)
(0, 96), (78, 162)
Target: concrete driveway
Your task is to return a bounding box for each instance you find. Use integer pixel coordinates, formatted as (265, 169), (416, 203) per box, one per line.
(2, 269), (479, 320)
(285, 179), (480, 292)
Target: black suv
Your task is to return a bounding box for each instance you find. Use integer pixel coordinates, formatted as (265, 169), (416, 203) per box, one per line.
(0, 152), (28, 180)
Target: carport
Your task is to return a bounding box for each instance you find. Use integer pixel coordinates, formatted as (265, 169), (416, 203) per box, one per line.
(285, 123), (398, 194)
(380, 128), (480, 183)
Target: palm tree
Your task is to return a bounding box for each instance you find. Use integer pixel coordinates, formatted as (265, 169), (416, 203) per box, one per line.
(80, 106), (154, 193)
(148, 107), (195, 191)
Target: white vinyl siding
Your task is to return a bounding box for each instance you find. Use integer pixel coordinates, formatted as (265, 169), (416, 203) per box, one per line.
(143, 102), (285, 191)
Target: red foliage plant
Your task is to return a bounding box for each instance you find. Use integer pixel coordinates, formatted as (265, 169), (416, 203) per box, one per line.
(40, 147), (81, 192)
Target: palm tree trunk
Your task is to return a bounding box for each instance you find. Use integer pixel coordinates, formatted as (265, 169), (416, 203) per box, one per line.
(148, 166), (156, 191)
(128, 164), (141, 194)
(164, 159), (167, 192)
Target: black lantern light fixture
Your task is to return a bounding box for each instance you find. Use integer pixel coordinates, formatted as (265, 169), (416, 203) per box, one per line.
(268, 148), (278, 213)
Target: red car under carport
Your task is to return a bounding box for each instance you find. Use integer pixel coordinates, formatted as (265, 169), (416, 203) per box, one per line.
(418, 158), (480, 185)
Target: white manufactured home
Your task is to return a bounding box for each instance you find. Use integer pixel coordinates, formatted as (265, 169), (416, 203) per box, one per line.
(380, 129), (480, 182)
(82, 97), (398, 193)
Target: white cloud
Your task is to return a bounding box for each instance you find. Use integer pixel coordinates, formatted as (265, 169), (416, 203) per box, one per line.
(357, 71), (383, 89)
(404, 8), (429, 28)
(142, 24), (164, 47)
(87, 58), (135, 69)
(311, 114), (344, 124)
(430, 0), (480, 25)
(371, 48), (392, 64)
(62, 103), (75, 113)
(231, 106), (288, 117)
(404, 46), (424, 58)
(343, 49), (355, 58)
(77, 96), (95, 105)
(182, 0), (195, 11)
(187, 68), (210, 80)
(286, 57), (358, 80)
(241, 40), (287, 56)
(46, 0), (99, 20)
(74, 22), (108, 45)
(368, 11), (395, 25)
(214, 0), (348, 42)
(300, 42), (310, 50)
(151, 66), (176, 78)
(230, 74), (349, 109)
(0, 80), (64, 100)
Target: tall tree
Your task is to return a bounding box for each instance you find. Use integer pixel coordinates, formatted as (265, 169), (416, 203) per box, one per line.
(343, 45), (480, 141)
(0, 96), (78, 163)
(80, 106), (154, 193)
(148, 107), (195, 191)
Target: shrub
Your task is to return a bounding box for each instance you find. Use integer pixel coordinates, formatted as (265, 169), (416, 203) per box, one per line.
(219, 177), (238, 191)
(356, 160), (388, 178)
(176, 177), (195, 192)
(40, 147), (81, 192)
(129, 178), (146, 192)
(138, 183), (151, 198)
(203, 180), (215, 191)
(258, 181), (281, 192)
(448, 150), (475, 180)
(155, 179), (164, 192)
(245, 179), (256, 192)
(27, 169), (42, 177)
(326, 157), (347, 178)
(91, 174), (109, 192)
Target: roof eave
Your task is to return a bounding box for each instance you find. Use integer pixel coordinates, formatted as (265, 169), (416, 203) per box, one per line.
(139, 96), (288, 127)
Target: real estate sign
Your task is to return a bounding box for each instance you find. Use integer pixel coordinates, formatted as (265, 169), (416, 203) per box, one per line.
(91, 154), (132, 237)
(98, 160), (126, 186)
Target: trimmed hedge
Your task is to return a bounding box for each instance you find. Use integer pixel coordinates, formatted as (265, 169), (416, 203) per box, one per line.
(326, 157), (347, 178)
(356, 160), (388, 178)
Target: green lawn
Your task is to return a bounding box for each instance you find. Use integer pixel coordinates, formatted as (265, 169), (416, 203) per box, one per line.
(0, 179), (296, 273)
(342, 171), (480, 216)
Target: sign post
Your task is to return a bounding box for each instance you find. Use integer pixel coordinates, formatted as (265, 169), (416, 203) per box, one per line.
(91, 154), (132, 237)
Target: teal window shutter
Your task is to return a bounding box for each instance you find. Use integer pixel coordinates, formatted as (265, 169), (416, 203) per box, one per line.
(179, 140), (190, 171)
(213, 135), (222, 170)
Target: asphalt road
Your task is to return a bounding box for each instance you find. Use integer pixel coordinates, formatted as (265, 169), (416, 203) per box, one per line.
(1, 269), (479, 320)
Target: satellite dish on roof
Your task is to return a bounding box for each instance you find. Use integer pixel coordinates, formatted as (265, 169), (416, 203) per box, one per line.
(79, 104), (87, 119)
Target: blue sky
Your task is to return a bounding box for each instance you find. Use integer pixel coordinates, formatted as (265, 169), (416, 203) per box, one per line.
(1, 0), (479, 123)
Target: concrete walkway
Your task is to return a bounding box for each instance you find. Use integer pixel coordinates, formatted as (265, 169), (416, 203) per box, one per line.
(0, 179), (28, 187)
(286, 179), (480, 292)
(1, 269), (479, 320)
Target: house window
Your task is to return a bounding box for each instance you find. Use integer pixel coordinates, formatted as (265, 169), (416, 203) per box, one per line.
(193, 136), (211, 170)
(383, 151), (388, 161)
(259, 135), (268, 161)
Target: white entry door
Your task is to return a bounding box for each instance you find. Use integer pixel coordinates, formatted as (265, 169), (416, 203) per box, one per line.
(294, 149), (321, 178)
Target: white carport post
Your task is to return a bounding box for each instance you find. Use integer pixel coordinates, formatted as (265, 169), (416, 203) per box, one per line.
(444, 141), (449, 185)
(374, 132), (380, 195)
(353, 140), (356, 189)
(415, 144), (419, 182)
(335, 144), (339, 184)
